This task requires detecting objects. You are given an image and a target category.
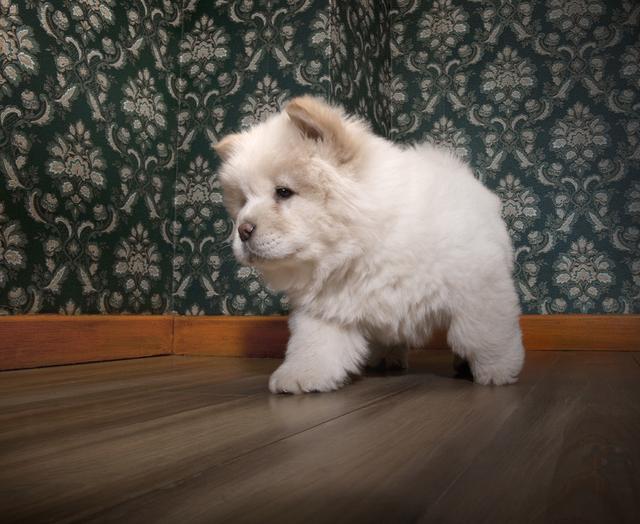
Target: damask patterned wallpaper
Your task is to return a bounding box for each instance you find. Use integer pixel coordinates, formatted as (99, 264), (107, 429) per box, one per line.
(0, 0), (638, 315)
(388, 0), (640, 315)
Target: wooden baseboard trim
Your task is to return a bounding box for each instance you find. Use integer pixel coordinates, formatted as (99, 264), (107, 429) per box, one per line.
(173, 314), (640, 358)
(172, 316), (450, 358)
(0, 314), (638, 370)
(0, 315), (173, 370)
(173, 316), (291, 358)
(520, 314), (640, 351)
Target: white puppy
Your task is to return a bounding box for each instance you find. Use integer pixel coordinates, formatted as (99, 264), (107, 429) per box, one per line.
(215, 96), (524, 393)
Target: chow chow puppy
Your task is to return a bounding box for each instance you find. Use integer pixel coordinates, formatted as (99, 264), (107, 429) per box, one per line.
(214, 96), (524, 394)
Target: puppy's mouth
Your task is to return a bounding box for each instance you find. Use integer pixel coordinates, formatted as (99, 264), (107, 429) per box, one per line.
(244, 245), (289, 265)
(239, 241), (304, 267)
(247, 250), (270, 264)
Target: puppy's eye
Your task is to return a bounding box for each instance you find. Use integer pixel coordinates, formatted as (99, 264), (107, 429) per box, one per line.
(275, 187), (294, 199)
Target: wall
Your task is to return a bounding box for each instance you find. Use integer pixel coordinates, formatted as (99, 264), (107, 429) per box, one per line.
(172, 0), (333, 315)
(0, 0), (638, 315)
(388, 0), (640, 314)
(1, 1), (183, 314)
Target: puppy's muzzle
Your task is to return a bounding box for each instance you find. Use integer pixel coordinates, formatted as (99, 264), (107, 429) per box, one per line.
(238, 223), (255, 242)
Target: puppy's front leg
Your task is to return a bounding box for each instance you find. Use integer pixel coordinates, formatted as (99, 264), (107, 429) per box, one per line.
(269, 312), (368, 394)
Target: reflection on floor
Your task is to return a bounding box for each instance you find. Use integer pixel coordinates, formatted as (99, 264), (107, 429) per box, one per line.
(1, 350), (639, 523)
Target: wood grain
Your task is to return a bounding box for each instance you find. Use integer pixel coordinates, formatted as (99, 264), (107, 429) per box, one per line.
(174, 314), (640, 357)
(0, 354), (431, 523)
(5, 351), (636, 523)
(173, 315), (292, 358)
(173, 315), (451, 358)
(0, 314), (638, 370)
(418, 351), (640, 523)
(0, 315), (172, 370)
(521, 314), (640, 351)
(84, 352), (557, 524)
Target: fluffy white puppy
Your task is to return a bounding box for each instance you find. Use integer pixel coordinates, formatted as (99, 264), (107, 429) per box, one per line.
(215, 96), (524, 394)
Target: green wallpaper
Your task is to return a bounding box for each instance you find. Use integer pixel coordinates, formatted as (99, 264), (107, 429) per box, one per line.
(0, 0), (638, 315)
(0, 0), (182, 314)
(389, 0), (640, 314)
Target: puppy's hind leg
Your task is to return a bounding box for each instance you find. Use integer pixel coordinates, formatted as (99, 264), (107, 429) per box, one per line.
(269, 312), (368, 394)
(447, 293), (524, 386)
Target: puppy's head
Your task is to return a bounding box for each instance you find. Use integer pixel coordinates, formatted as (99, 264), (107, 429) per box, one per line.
(214, 96), (368, 289)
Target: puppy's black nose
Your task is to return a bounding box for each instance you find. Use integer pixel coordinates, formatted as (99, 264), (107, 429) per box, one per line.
(238, 223), (255, 242)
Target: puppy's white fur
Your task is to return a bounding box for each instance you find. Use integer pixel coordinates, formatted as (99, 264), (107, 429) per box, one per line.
(215, 96), (524, 393)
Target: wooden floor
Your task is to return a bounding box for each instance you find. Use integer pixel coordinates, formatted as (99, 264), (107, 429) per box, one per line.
(1, 351), (639, 524)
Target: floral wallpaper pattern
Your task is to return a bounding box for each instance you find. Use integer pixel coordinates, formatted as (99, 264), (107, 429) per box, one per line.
(389, 0), (639, 314)
(0, 0), (638, 316)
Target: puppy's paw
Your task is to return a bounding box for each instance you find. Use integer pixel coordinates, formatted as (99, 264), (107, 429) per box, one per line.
(473, 369), (519, 386)
(468, 344), (524, 386)
(268, 361), (348, 394)
(470, 360), (520, 386)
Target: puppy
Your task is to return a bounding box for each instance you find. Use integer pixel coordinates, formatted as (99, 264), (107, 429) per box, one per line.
(215, 96), (524, 393)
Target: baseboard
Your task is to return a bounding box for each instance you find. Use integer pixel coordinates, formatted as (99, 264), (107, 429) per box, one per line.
(0, 315), (173, 370)
(172, 316), (449, 358)
(173, 316), (291, 358)
(520, 314), (640, 351)
(0, 314), (638, 370)
(173, 314), (640, 358)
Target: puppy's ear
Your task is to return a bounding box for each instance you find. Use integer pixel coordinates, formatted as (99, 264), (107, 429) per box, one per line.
(285, 96), (358, 163)
(213, 133), (241, 162)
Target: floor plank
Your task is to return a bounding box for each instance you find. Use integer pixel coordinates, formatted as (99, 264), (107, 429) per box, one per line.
(1, 355), (442, 523)
(1, 351), (638, 524)
(0, 356), (274, 405)
(418, 351), (640, 524)
(65, 353), (557, 523)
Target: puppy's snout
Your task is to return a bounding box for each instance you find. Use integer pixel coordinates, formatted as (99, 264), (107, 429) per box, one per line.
(238, 223), (255, 242)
